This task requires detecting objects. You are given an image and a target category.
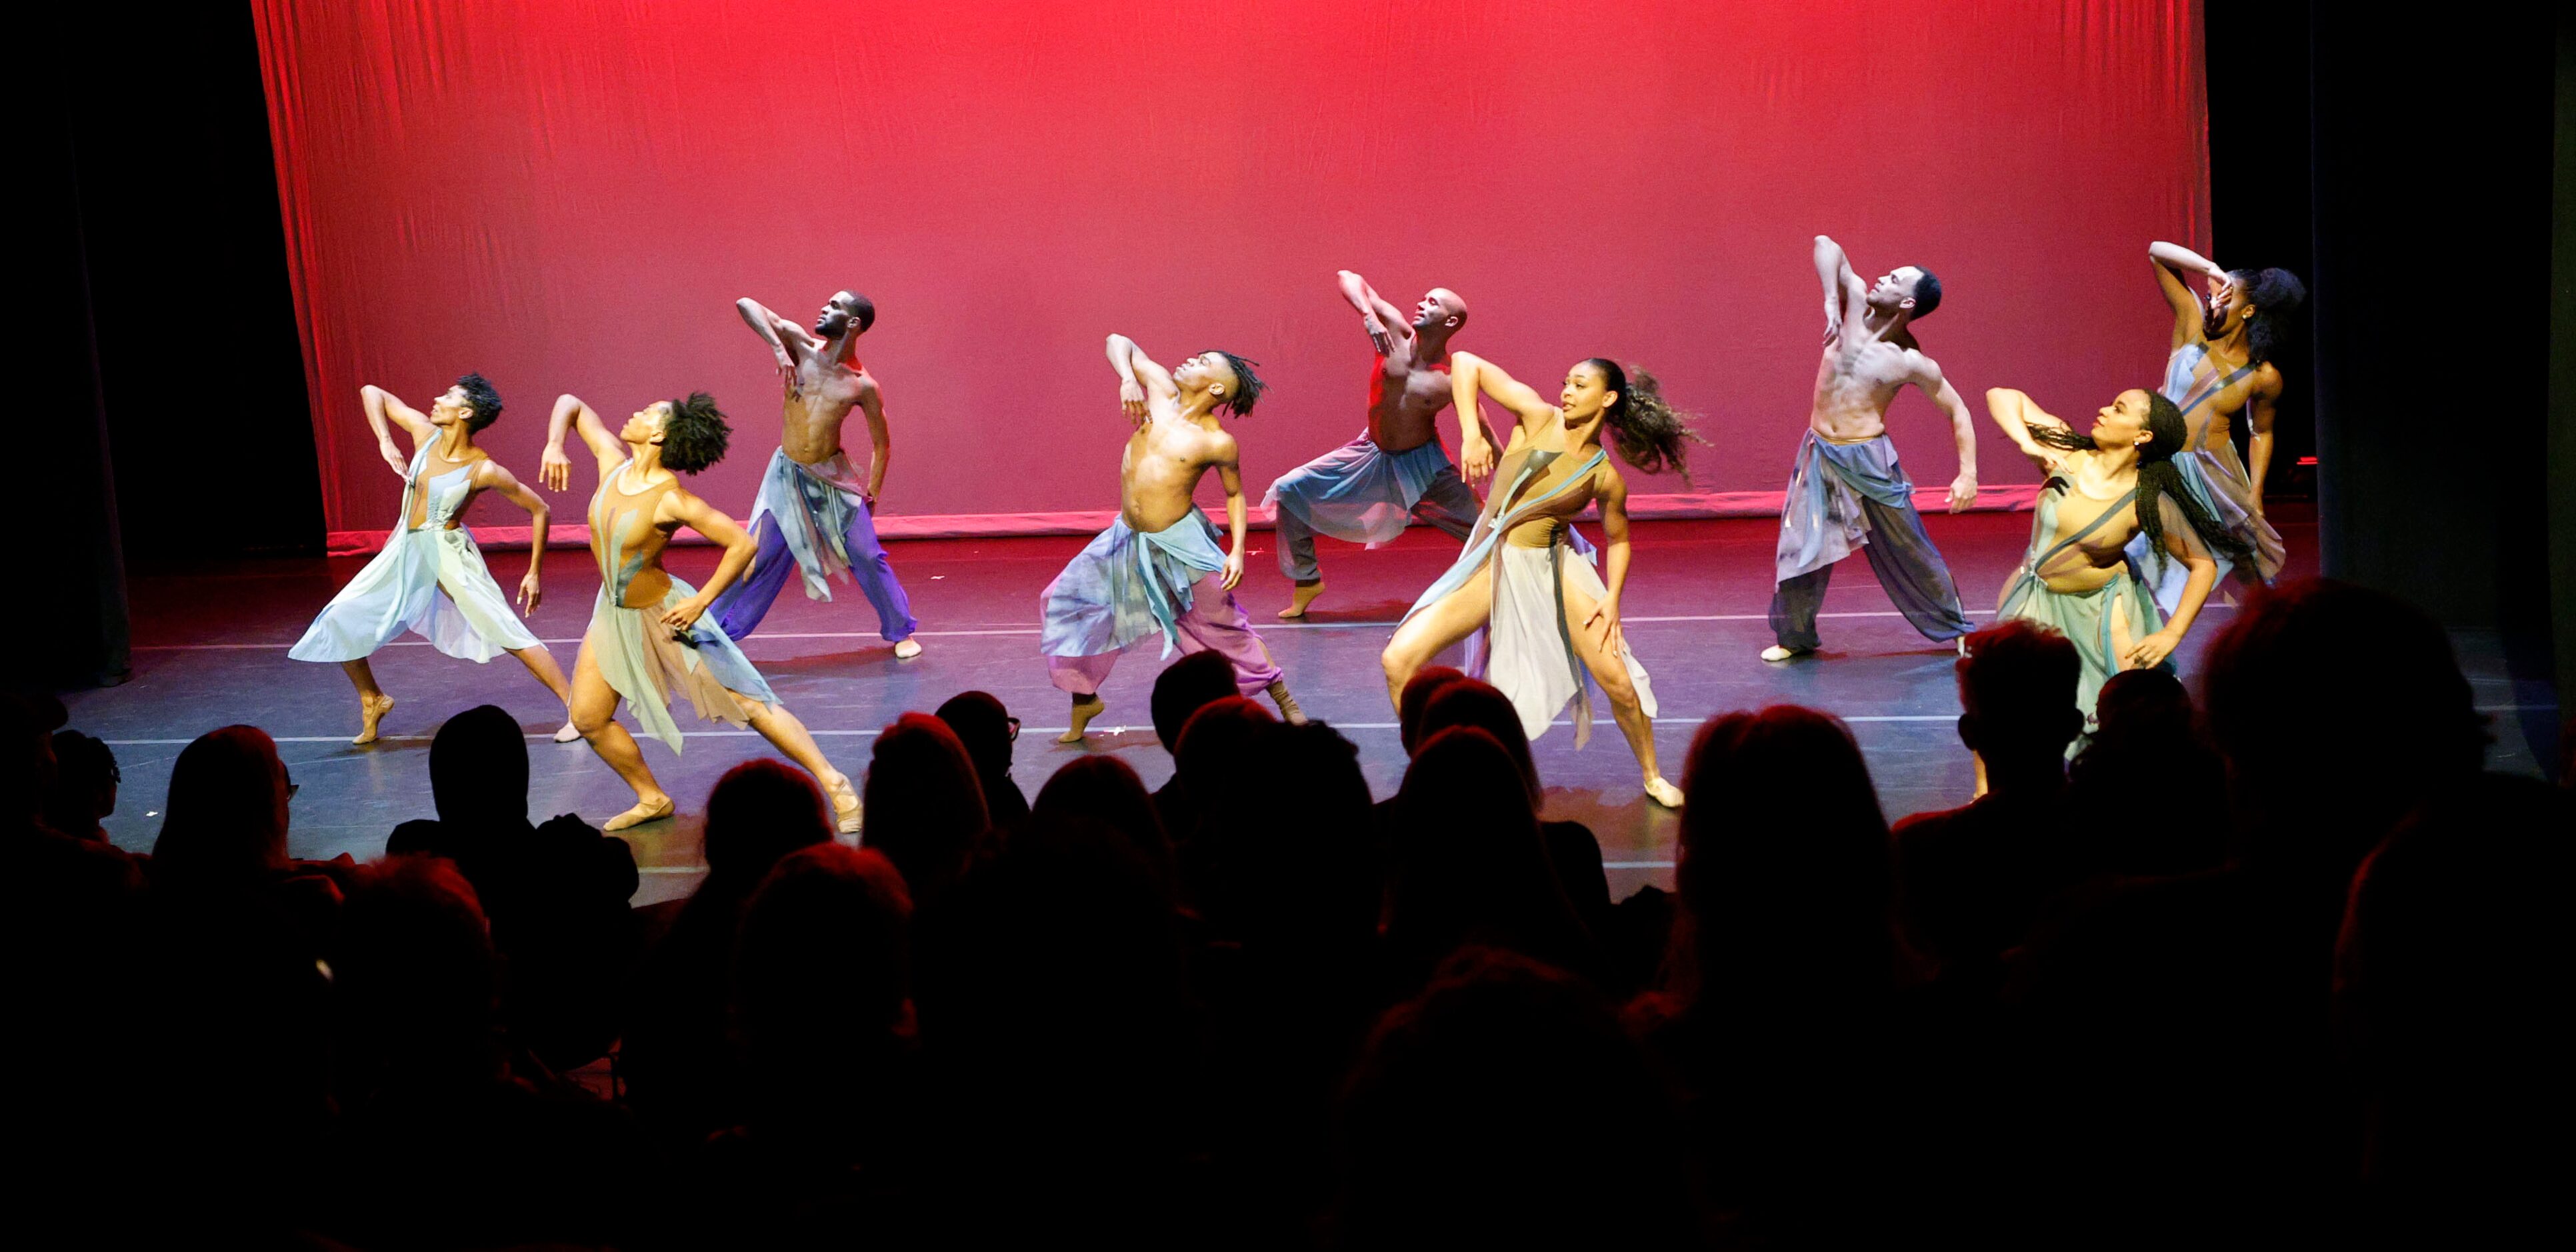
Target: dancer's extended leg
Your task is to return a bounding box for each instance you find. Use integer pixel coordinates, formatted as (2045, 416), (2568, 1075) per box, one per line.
(836, 494), (921, 654)
(737, 696), (861, 833)
(1765, 563), (1834, 659)
(707, 513), (797, 641)
(1271, 483), (1328, 619)
(1854, 496), (1974, 643)
(567, 641), (673, 831)
(341, 658), (397, 745)
(1380, 565), (1493, 709)
(507, 645), (581, 742)
(1561, 573), (1681, 805)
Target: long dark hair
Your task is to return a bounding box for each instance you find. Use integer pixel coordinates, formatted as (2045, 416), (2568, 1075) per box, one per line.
(2029, 393), (2254, 574)
(2215, 267), (2306, 365)
(1582, 359), (1708, 483)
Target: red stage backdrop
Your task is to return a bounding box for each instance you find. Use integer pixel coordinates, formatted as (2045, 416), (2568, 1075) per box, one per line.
(252, 0), (2209, 551)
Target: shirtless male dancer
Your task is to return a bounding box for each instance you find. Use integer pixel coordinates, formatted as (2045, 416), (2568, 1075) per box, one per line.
(289, 376), (577, 744)
(1040, 335), (1305, 741)
(1762, 235), (1978, 662)
(706, 290), (922, 658)
(1264, 272), (1483, 618)
(541, 393), (860, 833)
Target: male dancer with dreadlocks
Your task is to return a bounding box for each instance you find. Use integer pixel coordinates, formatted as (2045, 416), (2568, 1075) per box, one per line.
(1041, 335), (1304, 741)
(1984, 384), (2251, 727)
(1263, 271), (1484, 619)
(1762, 235), (1979, 662)
(2133, 241), (2305, 611)
(706, 290), (922, 658)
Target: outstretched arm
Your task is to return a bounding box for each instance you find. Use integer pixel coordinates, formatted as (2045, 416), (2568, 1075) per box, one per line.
(473, 459), (551, 611)
(1448, 351), (1551, 484)
(1215, 437), (1248, 591)
(657, 489), (756, 629)
(359, 385), (434, 478)
(2150, 241), (2227, 351)
(1108, 333), (1177, 421)
(1915, 360), (1980, 512)
(1985, 388), (2075, 473)
(1337, 269), (1412, 357)
(541, 393), (625, 491)
(1815, 235), (1868, 344)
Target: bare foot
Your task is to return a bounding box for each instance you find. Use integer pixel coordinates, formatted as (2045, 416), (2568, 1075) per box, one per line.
(353, 693), (396, 745)
(1759, 645), (1813, 663)
(552, 721), (582, 743)
(1058, 695), (1105, 743)
(825, 773), (863, 835)
(1265, 679), (1309, 726)
(605, 795), (675, 831)
(893, 639), (923, 660)
(1645, 776), (1685, 808)
(1277, 581), (1327, 619)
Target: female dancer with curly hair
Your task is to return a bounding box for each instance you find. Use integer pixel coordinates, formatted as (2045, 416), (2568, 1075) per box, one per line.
(1381, 354), (1703, 808)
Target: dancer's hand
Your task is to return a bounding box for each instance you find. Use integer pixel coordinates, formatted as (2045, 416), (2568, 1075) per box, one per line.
(517, 571), (543, 615)
(1220, 549), (1245, 591)
(775, 347), (797, 391)
(1583, 598), (1625, 656)
(379, 437), (409, 479)
(1461, 435), (1495, 485)
(1823, 306), (1843, 345)
(660, 596), (707, 631)
(2125, 629), (2179, 670)
(1121, 379), (1148, 420)
(540, 443), (573, 491)
(1947, 473), (1978, 513)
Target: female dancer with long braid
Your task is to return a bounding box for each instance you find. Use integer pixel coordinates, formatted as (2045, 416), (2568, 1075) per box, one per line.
(1984, 384), (2257, 727)
(1381, 355), (1703, 807)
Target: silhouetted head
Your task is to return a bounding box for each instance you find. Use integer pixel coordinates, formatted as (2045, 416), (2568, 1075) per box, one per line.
(1175, 349), (1266, 417)
(426, 705), (528, 827)
(1954, 621), (2084, 767)
(1420, 679), (1543, 806)
(1389, 727), (1599, 983)
(43, 729), (119, 833)
(861, 713), (991, 907)
(338, 855), (496, 1074)
(1396, 665), (1469, 755)
(1033, 755), (1172, 888)
(815, 289), (875, 340)
(733, 843), (912, 1059)
(2203, 267), (2305, 364)
(1867, 265), (1940, 321)
(701, 759), (833, 893)
(1151, 649), (1239, 752)
(1410, 287), (1468, 335)
(153, 725), (291, 887)
(2092, 668), (2195, 738)
(429, 373), (504, 433)
(0, 691), (65, 821)
(934, 691), (1017, 781)
(1568, 359), (1703, 481)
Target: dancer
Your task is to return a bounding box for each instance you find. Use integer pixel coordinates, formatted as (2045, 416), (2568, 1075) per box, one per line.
(1983, 385), (2252, 727)
(1381, 353), (1698, 808)
(1041, 335), (1304, 741)
(706, 290), (922, 658)
(290, 376), (576, 745)
(2133, 241), (2303, 610)
(539, 393), (859, 832)
(1763, 236), (1978, 662)
(1263, 271), (1484, 618)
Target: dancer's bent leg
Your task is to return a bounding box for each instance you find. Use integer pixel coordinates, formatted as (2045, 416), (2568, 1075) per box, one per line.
(1380, 565), (1493, 709)
(1411, 468), (1482, 542)
(738, 696), (861, 833)
(1855, 497), (1973, 643)
(568, 640), (672, 830)
(1562, 572), (1676, 801)
(837, 496), (919, 646)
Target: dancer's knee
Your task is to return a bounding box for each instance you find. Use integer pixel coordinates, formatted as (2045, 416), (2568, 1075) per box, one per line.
(570, 708), (615, 737)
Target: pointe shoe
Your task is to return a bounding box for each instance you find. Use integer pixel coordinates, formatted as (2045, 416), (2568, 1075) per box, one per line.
(1266, 680), (1309, 726)
(1759, 645), (1813, 663)
(605, 795), (676, 831)
(1277, 581), (1326, 619)
(353, 694), (396, 745)
(552, 721), (582, 743)
(1645, 776), (1685, 808)
(893, 639), (923, 660)
(1058, 696), (1105, 743)
(826, 775), (863, 835)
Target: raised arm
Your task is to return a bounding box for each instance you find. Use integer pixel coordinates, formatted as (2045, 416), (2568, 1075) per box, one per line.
(1107, 333), (1177, 420)
(1337, 269), (1412, 357)
(1984, 387), (2075, 473)
(655, 489), (755, 630)
(359, 385), (435, 478)
(1449, 351), (1551, 485)
(541, 393), (626, 492)
(1815, 235), (1868, 343)
(855, 383), (892, 504)
(1212, 433), (1248, 591)
(472, 459), (551, 611)
(2150, 241), (2227, 351)
(1913, 358), (1981, 512)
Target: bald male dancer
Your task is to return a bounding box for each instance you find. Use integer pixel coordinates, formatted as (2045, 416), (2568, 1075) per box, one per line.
(1041, 335), (1305, 741)
(1263, 271), (1485, 619)
(1763, 235), (1978, 661)
(707, 289), (922, 658)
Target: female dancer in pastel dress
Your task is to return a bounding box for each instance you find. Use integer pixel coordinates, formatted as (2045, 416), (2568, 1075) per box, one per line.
(289, 375), (575, 745)
(2127, 241), (2307, 610)
(1984, 385), (2255, 727)
(539, 392), (860, 833)
(1380, 355), (1702, 808)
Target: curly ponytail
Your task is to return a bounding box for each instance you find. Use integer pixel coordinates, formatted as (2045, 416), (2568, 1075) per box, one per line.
(1583, 359), (1711, 483)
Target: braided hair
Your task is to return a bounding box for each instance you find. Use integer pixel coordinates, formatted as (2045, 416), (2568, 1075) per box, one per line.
(2027, 393), (2254, 575)
(1581, 359), (1709, 483)
(1203, 350), (1268, 417)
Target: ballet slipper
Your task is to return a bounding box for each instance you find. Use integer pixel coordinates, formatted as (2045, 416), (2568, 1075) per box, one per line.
(893, 639), (923, 660)
(1645, 776), (1685, 808)
(552, 721), (582, 743)
(1058, 695), (1105, 743)
(1758, 645), (1813, 663)
(1277, 581), (1326, 619)
(1265, 679), (1309, 725)
(605, 795), (675, 831)
(827, 775), (863, 835)
(353, 694), (396, 745)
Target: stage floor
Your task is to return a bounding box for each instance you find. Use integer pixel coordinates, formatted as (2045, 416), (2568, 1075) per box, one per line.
(65, 504), (2557, 904)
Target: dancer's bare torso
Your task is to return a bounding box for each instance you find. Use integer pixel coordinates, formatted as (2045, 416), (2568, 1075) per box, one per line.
(782, 353), (875, 466)
(1120, 405), (1235, 534)
(1809, 332), (1939, 443)
(1368, 352), (1455, 453)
